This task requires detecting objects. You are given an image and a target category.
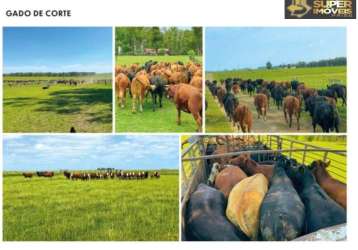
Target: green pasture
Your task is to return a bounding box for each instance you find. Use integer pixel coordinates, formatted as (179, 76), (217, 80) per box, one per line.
(116, 95), (197, 132)
(116, 55), (202, 66)
(209, 66), (346, 89)
(3, 73), (112, 82)
(3, 171), (179, 241)
(3, 83), (112, 132)
(205, 87), (232, 133)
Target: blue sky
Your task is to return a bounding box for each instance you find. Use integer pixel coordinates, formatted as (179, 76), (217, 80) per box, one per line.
(3, 135), (179, 171)
(205, 27), (346, 71)
(3, 27), (112, 73)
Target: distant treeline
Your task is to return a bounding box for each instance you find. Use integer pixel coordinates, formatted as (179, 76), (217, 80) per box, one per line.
(115, 27), (202, 56)
(4, 72), (97, 77)
(273, 57), (347, 69)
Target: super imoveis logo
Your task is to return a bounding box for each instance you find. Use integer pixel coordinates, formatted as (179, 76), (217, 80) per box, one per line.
(285, 0), (356, 19)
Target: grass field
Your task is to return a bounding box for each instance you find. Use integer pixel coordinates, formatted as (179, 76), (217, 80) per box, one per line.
(3, 73), (112, 82)
(3, 83), (112, 132)
(206, 66), (347, 133)
(210, 66), (347, 88)
(116, 55), (202, 66)
(115, 55), (202, 132)
(3, 170), (179, 241)
(116, 96), (197, 132)
(205, 87), (232, 133)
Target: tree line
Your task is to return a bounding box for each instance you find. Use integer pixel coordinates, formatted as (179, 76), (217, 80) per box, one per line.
(4, 72), (97, 77)
(266, 57), (346, 69)
(115, 27), (202, 56)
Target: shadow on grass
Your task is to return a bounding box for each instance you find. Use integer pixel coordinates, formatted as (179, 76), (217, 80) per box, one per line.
(5, 88), (112, 125)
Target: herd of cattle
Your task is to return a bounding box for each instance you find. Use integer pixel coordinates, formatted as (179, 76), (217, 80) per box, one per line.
(22, 170), (161, 180)
(115, 60), (203, 131)
(185, 140), (346, 241)
(4, 79), (111, 88)
(206, 78), (346, 132)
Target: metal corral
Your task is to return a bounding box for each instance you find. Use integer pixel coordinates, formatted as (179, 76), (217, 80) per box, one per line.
(181, 135), (347, 240)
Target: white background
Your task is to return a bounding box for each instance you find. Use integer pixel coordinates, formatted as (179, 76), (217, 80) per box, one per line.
(0, 0), (356, 249)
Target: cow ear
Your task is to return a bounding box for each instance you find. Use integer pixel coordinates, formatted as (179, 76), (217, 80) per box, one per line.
(325, 160), (331, 168)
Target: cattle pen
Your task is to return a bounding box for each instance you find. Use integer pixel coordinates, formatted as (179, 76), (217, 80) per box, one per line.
(181, 135), (347, 241)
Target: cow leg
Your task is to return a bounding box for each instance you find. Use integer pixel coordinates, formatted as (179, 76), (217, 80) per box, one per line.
(132, 96), (137, 113)
(159, 92), (163, 108)
(284, 108), (288, 123)
(151, 92), (156, 112)
(139, 95), (143, 112)
(177, 108), (181, 125)
(257, 108), (260, 119)
(295, 113), (300, 130)
(289, 113), (292, 128)
(192, 112), (202, 132)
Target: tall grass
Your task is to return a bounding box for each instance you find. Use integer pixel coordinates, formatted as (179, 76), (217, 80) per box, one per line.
(3, 172), (179, 241)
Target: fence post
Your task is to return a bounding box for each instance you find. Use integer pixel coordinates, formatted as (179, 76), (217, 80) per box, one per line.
(302, 145), (308, 164)
(289, 141), (294, 158)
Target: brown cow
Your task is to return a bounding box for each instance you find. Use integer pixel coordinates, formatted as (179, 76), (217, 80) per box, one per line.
(169, 71), (188, 84)
(115, 73), (130, 108)
(190, 76), (202, 89)
(23, 172), (33, 178)
(214, 165), (247, 198)
(232, 84), (240, 95)
(254, 94), (268, 120)
(216, 85), (226, 107)
(310, 160), (346, 209)
(232, 105), (253, 133)
(131, 74), (151, 113)
(302, 88), (317, 100)
(283, 95), (301, 130)
(167, 83), (202, 132)
(229, 153), (273, 180)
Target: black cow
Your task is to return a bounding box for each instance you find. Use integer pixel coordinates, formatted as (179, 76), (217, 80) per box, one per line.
(149, 75), (166, 111)
(185, 184), (248, 241)
(312, 101), (340, 132)
(260, 156), (305, 240)
(271, 86), (286, 110)
(327, 84), (346, 105)
(284, 161), (346, 234)
(223, 92), (238, 122)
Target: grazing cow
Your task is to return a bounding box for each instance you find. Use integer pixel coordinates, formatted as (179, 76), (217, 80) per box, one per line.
(214, 165), (247, 198)
(23, 172), (33, 178)
(63, 171), (71, 179)
(254, 94), (268, 120)
(131, 74), (151, 113)
(232, 105), (253, 133)
(149, 75), (167, 111)
(229, 153), (273, 180)
(309, 160), (346, 209)
(186, 184), (248, 241)
(284, 161), (346, 234)
(259, 156), (305, 241)
(312, 101), (340, 132)
(283, 95), (301, 130)
(167, 84), (202, 132)
(226, 174), (269, 240)
(116, 73), (130, 108)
